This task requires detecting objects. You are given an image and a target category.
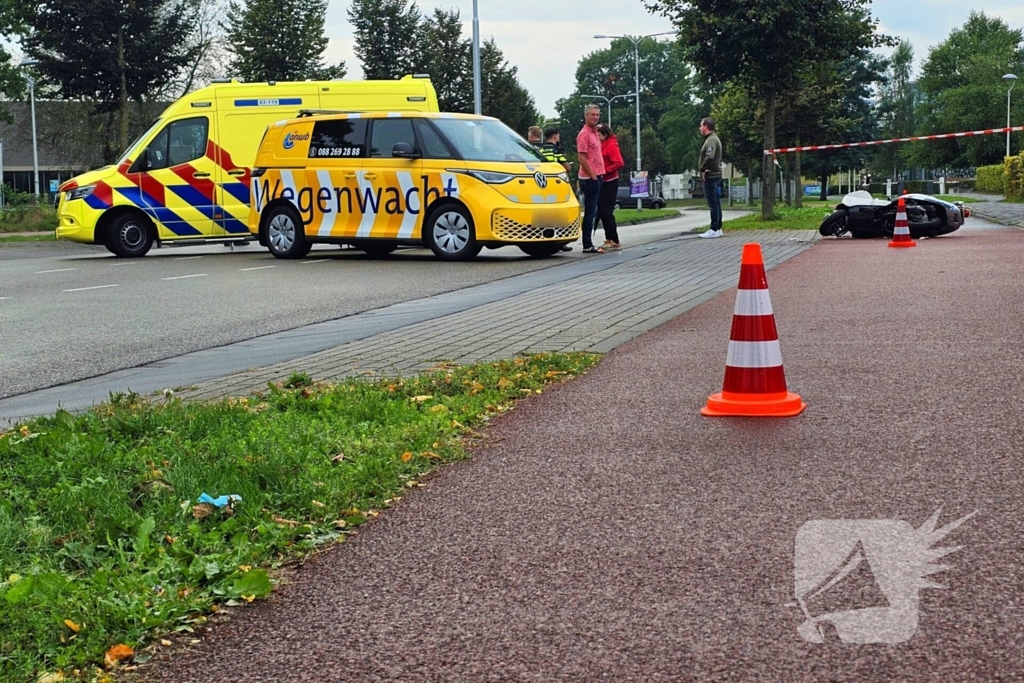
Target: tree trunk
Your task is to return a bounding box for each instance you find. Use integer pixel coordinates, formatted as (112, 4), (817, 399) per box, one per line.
(118, 28), (129, 155)
(819, 170), (828, 201)
(783, 154), (791, 206)
(748, 157), (755, 205)
(761, 92), (776, 219)
(794, 135), (803, 209)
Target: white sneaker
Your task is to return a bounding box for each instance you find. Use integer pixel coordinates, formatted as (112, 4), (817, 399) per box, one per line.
(699, 229), (723, 239)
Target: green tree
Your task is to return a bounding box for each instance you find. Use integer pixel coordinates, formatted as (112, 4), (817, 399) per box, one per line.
(421, 7), (472, 112)
(22, 0), (198, 160)
(0, 0), (27, 122)
(349, 0), (425, 80)
(646, 0), (888, 218)
(870, 40), (916, 181)
(479, 39), (540, 134)
(224, 0), (344, 84)
(913, 11), (1024, 169)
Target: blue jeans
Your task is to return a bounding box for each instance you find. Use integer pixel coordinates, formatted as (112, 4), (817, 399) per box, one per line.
(704, 178), (722, 231)
(579, 178), (602, 248)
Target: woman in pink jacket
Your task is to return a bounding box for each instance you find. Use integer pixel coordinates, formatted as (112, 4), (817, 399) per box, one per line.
(596, 123), (624, 249)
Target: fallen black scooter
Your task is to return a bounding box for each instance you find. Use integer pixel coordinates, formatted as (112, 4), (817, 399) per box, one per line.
(819, 190), (967, 238)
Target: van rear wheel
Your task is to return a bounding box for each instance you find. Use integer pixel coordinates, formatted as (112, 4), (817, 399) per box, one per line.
(265, 205), (311, 259)
(105, 212), (154, 257)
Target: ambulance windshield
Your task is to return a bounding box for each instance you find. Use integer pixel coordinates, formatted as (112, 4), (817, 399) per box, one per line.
(432, 118), (545, 163)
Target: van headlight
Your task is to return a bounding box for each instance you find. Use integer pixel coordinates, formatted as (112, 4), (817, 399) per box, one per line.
(66, 186), (96, 201)
(454, 169), (515, 185)
(557, 173), (569, 182)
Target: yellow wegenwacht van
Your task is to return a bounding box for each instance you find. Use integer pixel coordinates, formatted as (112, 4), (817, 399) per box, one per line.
(55, 76), (439, 257)
(248, 112), (581, 260)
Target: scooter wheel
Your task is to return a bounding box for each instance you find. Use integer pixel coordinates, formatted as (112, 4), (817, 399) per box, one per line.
(818, 210), (848, 237)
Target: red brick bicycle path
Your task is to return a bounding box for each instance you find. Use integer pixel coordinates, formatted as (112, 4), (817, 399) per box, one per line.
(142, 226), (1023, 682)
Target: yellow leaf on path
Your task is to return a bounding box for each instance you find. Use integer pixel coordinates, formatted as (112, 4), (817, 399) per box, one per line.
(411, 395), (433, 403)
(63, 619), (80, 633)
(160, 640), (172, 647)
(103, 644), (134, 669)
(243, 594), (255, 603)
(401, 451), (413, 462)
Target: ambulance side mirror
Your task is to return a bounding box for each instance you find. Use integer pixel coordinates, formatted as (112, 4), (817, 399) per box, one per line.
(392, 142), (420, 160)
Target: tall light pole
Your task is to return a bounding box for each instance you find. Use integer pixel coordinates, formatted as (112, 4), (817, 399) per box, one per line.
(1004, 73), (1018, 158)
(19, 59), (41, 198)
(595, 31), (675, 209)
(472, 0), (482, 114)
(581, 93), (635, 131)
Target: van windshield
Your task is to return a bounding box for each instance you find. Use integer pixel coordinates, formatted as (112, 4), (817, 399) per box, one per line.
(431, 118), (544, 163)
(115, 118), (163, 166)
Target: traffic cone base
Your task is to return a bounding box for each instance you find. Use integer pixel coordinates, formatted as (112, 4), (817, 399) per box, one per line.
(701, 390), (806, 417)
(888, 239), (916, 249)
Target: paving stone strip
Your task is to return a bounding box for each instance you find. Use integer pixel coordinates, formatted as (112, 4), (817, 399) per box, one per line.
(180, 231), (817, 402)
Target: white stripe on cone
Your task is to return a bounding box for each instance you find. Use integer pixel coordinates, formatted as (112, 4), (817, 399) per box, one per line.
(894, 207), (910, 236)
(725, 340), (783, 369)
(733, 289), (774, 317)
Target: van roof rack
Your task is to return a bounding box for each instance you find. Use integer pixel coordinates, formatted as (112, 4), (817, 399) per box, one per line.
(296, 109), (362, 118)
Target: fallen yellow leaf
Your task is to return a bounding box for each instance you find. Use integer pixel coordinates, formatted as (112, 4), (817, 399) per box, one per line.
(103, 644), (134, 669)
(401, 451), (413, 462)
(63, 619), (81, 633)
(311, 500), (326, 508)
(497, 377), (512, 390)
(545, 370), (567, 378)
(429, 404), (448, 413)
(37, 673), (64, 683)
(242, 594), (255, 603)
(410, 395), (434, 403)
(421, 451), (442, 460)
(160, 639), (172, 647)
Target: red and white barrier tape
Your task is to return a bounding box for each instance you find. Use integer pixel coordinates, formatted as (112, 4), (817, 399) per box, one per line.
(766, 125), (1024, 155)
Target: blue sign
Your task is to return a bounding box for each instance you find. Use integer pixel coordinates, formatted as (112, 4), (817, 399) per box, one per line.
(49, 179), (58, 193)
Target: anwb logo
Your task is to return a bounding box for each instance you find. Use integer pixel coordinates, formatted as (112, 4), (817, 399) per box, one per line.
(790, 508), (976, 643)
(282, 131), (309, 150)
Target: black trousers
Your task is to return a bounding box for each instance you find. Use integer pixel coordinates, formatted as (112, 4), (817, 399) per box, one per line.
(597, 179), (620, 243)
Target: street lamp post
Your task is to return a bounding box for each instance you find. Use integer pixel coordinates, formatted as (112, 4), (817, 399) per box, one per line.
(1004, 73), (1018, 158)
(19, 59), (41, 198)
(472, 0), (482, 115)
(594, 31), (675, 210)
(581, 93), (635, 132)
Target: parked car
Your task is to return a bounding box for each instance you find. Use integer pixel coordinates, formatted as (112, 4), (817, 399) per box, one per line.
(614, 185), (666, 210)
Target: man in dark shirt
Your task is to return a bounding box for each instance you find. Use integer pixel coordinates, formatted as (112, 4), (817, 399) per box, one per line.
(533, 127), (573, 252)
(698, 116), (723, 239)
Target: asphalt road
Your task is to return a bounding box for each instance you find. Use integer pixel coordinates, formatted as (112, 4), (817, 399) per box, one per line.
(0, 211), (733, 400)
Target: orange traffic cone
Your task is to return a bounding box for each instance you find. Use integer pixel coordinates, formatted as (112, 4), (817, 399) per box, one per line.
(702, 243), (806, 417)
(888, 197), (916, 249)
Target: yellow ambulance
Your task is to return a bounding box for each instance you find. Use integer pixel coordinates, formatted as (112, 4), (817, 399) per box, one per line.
(55, 76), (439, 256)
(248, 112), (581, 260)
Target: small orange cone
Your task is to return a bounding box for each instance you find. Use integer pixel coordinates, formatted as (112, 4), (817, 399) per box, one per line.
(888, 197), (916, 249)
(702, 243), (806, 417)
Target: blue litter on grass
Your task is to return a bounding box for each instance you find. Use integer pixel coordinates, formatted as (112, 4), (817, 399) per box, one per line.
(198, 493), (242, 508)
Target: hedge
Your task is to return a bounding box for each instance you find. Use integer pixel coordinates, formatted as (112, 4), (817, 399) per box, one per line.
(1005, 154), (1024, 200)
(975, 164), (1004, 193)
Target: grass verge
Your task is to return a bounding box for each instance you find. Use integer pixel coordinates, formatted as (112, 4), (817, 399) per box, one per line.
(934, 195), (982, 203)
(0, 205), (58, 233)
(722, 204), (832, 230)
(0, 353), (599, 680)
(615, 208), (679, 225)
(0, 233), (56, 243)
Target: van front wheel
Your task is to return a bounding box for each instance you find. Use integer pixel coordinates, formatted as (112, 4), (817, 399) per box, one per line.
(424, 204), (481, 261)
(265, 205), (311, 259)
(105, 212), (154, 257)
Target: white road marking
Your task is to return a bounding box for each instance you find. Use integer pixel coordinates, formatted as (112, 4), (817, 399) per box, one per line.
(34, 268), (78, 274)
(239, 265), (276, 271)
(174, 255), (204, 261)
(63, 284), (120, 292)
(109, 262), (138, 267)
(301, 259), (330, 264)
(162, 274), (207, 281)
(0, 297), (9, 300)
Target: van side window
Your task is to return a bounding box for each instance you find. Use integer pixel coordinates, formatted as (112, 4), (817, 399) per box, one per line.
(415, 120), (454, 159)
(369, 119), (417, 158)
(141, 117), (209, 171)
(309, 119), (367, 159)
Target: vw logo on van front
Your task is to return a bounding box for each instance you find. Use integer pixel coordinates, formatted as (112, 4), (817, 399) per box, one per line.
(534, 172), (547, 189)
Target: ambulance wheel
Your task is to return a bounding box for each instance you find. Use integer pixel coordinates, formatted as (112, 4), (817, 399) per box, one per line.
(265, 204), (311, 259)
(424, 203), (481, 261)
(105, 212), (154, 257)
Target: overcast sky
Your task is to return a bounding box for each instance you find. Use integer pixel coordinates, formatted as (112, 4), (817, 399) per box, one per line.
(324, 0), (1024, 117)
